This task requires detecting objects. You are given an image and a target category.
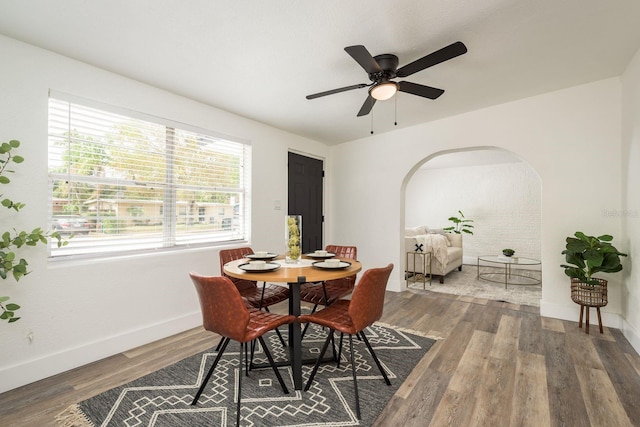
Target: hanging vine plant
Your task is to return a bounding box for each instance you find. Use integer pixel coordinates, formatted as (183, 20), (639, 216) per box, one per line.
(0, 139), (67, 323)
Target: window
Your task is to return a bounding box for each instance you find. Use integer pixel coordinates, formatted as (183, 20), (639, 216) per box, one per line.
(48, 93), (250, 258)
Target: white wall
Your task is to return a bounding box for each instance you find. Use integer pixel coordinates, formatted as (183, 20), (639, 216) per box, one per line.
(621, 47), (640, 351)
(3, 32), (638, 392)
(0, 35), (328, 392)
(405, 159), (541, 263)
(330, 77), (626, 337)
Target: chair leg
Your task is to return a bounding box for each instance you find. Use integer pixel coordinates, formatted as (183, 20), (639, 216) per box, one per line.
(263, 306), (287, 348)
(301, 322), (311, 340)
(301, 304), (319, 340)
(304, 331), (333, 391)
(192, 337), (230, 405)
(330, 330), (337, 362)
(359, 331), (391, 385)
(274, 327), (287, 348)
(321, 284), (329, 307)
(258, 283), (267, 311)
(245, 341), (249, 376)
(249, 340), (256, 370)
(237, 342), (243, 427)
(249, 331), (285, 371)
(337, 333), (344, 368)
(349, 334), (361, 420)
(258, 336), (290, 394)
(215, 336), (224, 352)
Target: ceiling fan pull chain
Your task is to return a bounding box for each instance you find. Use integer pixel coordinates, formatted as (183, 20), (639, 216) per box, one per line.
(370, 109), (374, 134)
(395, 96), (398, 126)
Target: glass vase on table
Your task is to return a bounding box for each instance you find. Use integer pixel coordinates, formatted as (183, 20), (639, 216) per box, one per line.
(285, 215), (302, 264)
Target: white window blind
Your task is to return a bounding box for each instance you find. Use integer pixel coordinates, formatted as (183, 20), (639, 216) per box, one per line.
(48, 94), (250, 258)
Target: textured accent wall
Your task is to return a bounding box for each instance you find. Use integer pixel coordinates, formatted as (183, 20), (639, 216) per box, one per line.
(621, 46), (640, 351)
(405, 158), (541, 263)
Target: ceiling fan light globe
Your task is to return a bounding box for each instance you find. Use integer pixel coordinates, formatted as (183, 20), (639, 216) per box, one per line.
(370, 82), (398, 101)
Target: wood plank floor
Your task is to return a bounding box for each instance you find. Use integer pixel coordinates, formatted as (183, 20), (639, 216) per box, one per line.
(2, 288), (640, 426)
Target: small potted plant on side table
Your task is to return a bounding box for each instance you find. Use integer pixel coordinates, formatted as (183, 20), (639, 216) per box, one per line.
(561, 231), (627, 334)
(502, 248), (515, 257)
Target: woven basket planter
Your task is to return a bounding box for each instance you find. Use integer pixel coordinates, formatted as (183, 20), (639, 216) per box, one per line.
(571, 278), (608, 334)
(570, 277), (608, 307)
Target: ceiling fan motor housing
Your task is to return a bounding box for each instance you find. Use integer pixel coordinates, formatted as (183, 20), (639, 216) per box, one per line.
(371, 54), (399, 82)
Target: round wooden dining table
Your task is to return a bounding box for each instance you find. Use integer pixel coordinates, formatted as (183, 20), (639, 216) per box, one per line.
(223, 256), (362, 390)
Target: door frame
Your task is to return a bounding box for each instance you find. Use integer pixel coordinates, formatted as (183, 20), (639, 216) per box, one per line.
(287, 150), (325, 252)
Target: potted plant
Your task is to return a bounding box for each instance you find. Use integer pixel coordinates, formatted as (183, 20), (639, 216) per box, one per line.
(443, 210), (474, 235)
(502, 248), (515, 257)
(1, 140), (66, 323)
(561, 231), (627, 333)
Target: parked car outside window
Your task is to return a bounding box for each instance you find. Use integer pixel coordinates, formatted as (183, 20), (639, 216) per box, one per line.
(52, 215), (90, 235)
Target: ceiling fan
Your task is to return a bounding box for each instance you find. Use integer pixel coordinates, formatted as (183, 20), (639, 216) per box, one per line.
(306, 41), (467, 117)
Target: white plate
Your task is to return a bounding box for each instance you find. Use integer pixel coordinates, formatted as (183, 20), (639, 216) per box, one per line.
(245, 253), (278, 260)
(312, 260), (351, 270)
(305, 252), (336, 259)
(238, 262), (281, 272)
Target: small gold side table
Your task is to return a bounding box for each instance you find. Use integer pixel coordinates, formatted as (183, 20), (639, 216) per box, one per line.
(406, 251), (432, 289)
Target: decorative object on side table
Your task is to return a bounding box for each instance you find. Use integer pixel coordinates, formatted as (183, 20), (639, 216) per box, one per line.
(285, 215), (302, 264)
(502, 248), (515, 257)
(561, 231), (627, 334)
(443, 210), (474, 235)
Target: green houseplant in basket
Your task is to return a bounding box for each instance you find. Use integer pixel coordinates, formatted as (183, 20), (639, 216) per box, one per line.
(561, 232), (627, 285)
(560, 231), (627, 333)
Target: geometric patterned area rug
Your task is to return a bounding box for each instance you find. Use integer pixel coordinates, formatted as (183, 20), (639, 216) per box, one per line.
(56, 323), (435, 427)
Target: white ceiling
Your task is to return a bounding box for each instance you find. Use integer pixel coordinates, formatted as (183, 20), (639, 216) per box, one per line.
(1, 1), (640, 145)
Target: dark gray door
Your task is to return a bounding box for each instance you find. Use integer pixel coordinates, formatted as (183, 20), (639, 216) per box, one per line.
(288, 152), (323, 253)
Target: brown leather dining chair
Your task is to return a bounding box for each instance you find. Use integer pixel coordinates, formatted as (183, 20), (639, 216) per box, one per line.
(189, 273), (295, 427)
(220, 247), (290, 309)
(298, 263), (394, 420)
(220, 247), (289, 346)
(299, 245), (357, 338)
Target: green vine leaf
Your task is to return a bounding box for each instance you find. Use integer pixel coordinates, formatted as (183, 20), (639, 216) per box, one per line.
(0, 139), (69, 323)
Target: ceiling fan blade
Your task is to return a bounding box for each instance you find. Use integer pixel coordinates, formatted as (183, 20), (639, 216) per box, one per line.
(306, 83), (368, 100)
(398, 81), (445, 99)
(396, 41), (467, 78)
(357, 95), (376, 117)
(344, 45), (382, 74)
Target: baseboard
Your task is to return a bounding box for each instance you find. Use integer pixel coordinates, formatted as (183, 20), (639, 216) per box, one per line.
(388, 276), (404, 292)
(462, 256), (476, 266)
(622, 318), (640, 355)
(1, 311), (202, 394)
(540, 300), (623, 330)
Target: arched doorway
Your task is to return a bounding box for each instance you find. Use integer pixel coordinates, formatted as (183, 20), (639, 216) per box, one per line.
(400, 147), (542, 305)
